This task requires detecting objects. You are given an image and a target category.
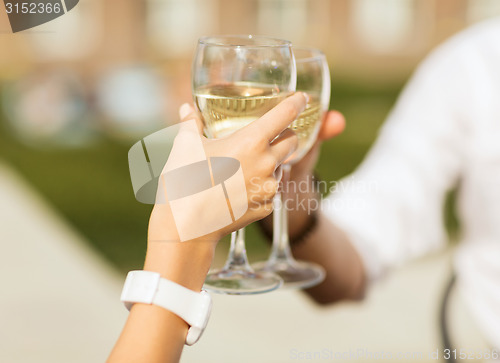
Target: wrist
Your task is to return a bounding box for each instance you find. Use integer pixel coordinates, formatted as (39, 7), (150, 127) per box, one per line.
(144, 241), (216, 292)
(147, 204), (220, 291)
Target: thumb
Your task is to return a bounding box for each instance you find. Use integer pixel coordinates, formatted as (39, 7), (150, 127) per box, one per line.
(318, 110), (345, 141)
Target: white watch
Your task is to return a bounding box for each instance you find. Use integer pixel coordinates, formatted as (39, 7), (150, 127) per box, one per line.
(120, 270), (212, 345)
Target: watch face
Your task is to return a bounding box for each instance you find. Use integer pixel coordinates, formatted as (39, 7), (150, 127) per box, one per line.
(121, 271), (162, 312)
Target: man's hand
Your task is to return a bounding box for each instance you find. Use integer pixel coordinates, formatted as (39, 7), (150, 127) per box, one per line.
(290, 110), (345, 181)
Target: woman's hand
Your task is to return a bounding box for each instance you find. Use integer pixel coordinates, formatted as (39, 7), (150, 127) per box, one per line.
(149, 92), (309, 248)
(108, 92), (308, 363)
(145, 92), (308, 290)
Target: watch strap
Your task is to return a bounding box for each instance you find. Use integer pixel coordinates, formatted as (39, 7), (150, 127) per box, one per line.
(120, 270), (212, 345)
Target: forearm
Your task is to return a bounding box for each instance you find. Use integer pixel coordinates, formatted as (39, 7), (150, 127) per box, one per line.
(108, 207), (217, 363)
(291, 212), (366, 304)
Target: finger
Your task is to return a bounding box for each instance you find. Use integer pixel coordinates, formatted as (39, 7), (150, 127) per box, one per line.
(179, 103), (205, 134)
(318, 110), (345, 141)
(270, 128), (298, 164)
(245, 92), (308, 142)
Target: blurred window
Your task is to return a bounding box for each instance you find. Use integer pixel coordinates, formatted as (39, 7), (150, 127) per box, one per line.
(257, 0), (308, 43)
(27, 0), (101, 60)
(351, 0), (415, 54)
(96, 67), (167, 138)
(146, 0), (218, 58)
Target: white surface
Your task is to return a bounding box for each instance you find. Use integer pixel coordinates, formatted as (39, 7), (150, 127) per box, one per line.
(183, 251), (454, 363)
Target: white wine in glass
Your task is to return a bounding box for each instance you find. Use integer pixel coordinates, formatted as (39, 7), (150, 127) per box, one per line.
(194, 82), (289, 138)
(252, 47), (330, 289)
(286, 93), (322, 163)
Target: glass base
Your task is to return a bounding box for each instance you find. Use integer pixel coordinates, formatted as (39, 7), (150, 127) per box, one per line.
(203, 268), (283, 295)
(252, 260), (326, 290)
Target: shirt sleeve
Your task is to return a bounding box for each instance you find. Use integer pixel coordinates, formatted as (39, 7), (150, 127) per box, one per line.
(322, 39), (469, 282)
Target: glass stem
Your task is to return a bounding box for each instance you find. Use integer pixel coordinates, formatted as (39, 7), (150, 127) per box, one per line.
(269, 164), (294, 264)
(223, 228), (253, 272)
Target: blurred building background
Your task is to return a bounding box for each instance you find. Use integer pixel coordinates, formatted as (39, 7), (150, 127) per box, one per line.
(1, 0), (496, 268)
(2, 0), (500, 143)
(1, 1), (499, 362)
(2, 0), (500, 112)
(3, 0), (500, 71)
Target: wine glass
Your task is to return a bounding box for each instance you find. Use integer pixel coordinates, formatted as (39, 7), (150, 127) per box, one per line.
(192, 35), (296, 294)
(252, 47), (330, 289)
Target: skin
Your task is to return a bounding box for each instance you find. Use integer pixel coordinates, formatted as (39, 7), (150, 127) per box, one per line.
(107, 93), (311, 363)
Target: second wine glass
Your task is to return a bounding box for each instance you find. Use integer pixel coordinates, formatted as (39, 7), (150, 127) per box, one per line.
(252, 47), (330, 289)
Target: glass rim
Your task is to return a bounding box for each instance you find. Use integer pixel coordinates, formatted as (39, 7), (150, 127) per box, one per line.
(293, 47), (326, 63)
(198, 35), (292, 48)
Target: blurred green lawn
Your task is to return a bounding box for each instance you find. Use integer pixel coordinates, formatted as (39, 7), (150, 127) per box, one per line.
(0, 78), (458, 272)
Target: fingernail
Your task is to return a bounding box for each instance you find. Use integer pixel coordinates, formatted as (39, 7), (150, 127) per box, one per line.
(179, 103), (192, 119)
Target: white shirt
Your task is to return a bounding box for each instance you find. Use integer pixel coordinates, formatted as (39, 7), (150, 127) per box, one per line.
(323, 18), (500, 349)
